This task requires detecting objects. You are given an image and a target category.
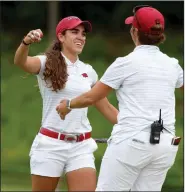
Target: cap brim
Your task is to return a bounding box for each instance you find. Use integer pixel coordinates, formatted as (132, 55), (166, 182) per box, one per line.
(81, 21), (92, 32)
(68, 20), (92, 32)
(125, 16), (134, 24)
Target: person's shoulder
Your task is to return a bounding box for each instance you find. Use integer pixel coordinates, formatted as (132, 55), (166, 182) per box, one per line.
(113, 52), (134, 65)
(160, 52), (181, 73)
(78, 60), (95, 71)
(159, 51), (178, 64)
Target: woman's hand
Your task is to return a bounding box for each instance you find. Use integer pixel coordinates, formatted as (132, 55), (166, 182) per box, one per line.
(56, 100), (71, 120)
(23, 29), (43, 45)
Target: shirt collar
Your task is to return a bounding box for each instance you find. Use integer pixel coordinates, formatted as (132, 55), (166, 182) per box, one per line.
(61, 52), (80, 67)
(134, 45), (160, 52)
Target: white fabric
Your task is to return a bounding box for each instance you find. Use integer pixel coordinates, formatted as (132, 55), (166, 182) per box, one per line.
(30, 133), (98, 177)
(96, 131), (178, 191)
(35, 53), (98, 133)
(100, 45), (184, 142)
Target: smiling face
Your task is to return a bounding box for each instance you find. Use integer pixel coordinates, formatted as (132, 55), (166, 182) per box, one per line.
(58, 24), (86, 56)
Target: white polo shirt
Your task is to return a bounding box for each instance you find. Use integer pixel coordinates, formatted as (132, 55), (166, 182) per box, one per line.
(100, 45), (183, 142)
(36, 53), (98, 133)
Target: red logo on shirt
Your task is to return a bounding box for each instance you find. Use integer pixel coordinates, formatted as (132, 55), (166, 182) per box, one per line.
(82, 73), (88, 78)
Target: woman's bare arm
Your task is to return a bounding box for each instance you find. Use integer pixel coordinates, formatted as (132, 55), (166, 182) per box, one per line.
(14, 29), (43, 74)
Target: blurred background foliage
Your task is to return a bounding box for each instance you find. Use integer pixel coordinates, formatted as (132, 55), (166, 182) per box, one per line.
(1, 1), (184, 191)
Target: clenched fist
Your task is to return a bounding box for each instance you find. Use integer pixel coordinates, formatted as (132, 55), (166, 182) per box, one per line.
(23, 29), (43, 45)
(56, 100), (71, 120)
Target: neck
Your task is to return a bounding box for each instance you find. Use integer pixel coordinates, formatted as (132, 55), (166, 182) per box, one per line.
(62, 50), (78, 63)
(135, 39), (141, 46)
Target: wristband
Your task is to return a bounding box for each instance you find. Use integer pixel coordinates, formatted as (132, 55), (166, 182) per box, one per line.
(66, 99), (72, 110)
(22, 39), (31, 46)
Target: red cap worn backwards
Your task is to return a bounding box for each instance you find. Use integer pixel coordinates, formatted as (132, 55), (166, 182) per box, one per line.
(125, 7), (165, 34)
(56, 16), (92, 36)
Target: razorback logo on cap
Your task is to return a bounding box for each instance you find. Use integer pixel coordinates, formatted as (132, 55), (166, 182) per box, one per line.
(82, 73), (88, 78)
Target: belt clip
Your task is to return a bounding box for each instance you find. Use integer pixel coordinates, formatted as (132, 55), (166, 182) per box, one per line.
(64, 134), (78, 142)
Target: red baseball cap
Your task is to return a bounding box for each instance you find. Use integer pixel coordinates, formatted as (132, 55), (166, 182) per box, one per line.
(125, 6), (165, 34)
(56, 16), (92, 36)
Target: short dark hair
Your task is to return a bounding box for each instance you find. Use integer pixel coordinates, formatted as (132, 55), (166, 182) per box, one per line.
(137, 24), (166, 45)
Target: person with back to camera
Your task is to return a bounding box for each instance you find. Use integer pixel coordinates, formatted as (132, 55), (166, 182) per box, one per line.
(14, 16), (119, 191)
(56, 6), (184, 191)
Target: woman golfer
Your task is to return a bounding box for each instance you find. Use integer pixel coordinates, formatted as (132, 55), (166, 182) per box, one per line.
(14, 16), (118, 191)
(56, 6), (183, 191)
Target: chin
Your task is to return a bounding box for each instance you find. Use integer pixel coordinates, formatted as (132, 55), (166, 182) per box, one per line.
(75, 48), (83, 54)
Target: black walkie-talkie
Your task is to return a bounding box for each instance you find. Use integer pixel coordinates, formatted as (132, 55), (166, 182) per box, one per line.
(150, 109), (164, 144)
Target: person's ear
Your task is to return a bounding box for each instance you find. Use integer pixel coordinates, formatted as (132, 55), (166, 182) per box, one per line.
(133, 27), (139, 37)
(57, 33), (65, 43)
(130, 26), (133, 34)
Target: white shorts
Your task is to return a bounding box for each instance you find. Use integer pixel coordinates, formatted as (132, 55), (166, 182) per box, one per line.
(96, 131), (179, 191)
(29, 133), (98, 177)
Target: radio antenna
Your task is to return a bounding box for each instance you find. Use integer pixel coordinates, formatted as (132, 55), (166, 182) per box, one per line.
(159, 109), (161, 121)
(159, 109), (163, 126)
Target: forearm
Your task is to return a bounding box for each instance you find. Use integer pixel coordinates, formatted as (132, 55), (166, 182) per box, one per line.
(100, 104), (118, 124)
(70, 92), (96, 108)
(70, 81), (113, 109)
(56, 82), (113, 120)
(108, 104), (119, 124)
(94, 98), (118, 124)
(14, 43), (29, 67)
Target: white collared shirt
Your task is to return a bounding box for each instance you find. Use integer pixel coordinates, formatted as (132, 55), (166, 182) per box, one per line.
(100, 45), (183, 142)
(36, 53), (98, 133)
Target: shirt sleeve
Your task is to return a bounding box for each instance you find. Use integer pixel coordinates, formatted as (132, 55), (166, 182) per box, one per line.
(100, 57), (129, 89)
(85, 64), (98, 87)
(175, 63), (184, 88)
(90, 67), (98, 87)
(34, 55), (47, 76)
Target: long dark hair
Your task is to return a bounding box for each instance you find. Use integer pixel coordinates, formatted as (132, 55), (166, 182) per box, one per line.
(44, 38), (68, 92)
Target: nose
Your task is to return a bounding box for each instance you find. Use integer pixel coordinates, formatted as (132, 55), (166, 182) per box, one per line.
(77, 33), (86, 40)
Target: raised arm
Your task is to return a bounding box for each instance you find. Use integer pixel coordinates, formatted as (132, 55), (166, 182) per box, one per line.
(14, 29), (43, 74)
